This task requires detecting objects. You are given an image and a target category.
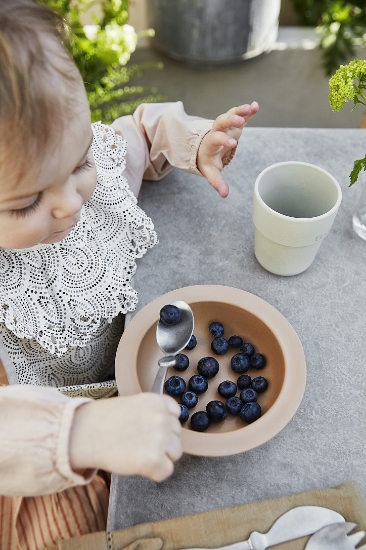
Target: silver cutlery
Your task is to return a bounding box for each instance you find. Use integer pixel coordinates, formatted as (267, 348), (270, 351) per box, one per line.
(305, 522), (366, 549)
(180, 505), (345, 550)
(151, 300), (194, 393)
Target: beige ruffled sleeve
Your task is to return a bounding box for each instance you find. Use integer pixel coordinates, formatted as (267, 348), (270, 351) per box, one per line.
(111, 101), (213, 197)
(0, 385), (95, 496)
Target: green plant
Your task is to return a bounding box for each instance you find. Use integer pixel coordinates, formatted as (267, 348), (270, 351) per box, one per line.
(290, 0), (366, 76)
(41, 0), (165, 122)
(329, 59), (366, 185)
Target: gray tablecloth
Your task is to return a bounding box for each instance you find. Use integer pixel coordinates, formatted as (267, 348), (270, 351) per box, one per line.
(108, 127), (366, 530)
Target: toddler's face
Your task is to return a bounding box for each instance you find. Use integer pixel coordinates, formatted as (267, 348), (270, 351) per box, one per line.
(0, 89), (97, 249)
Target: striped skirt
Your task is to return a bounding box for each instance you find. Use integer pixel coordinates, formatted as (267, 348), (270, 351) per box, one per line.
(0, 473), (109, 550)
(0, 361), (109, 549)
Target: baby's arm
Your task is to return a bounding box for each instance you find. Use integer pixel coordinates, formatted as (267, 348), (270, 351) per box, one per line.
(0, 386), (182, 496)
(197, 102), (259, 198)
(69, 393), (183, 483)
(111, 101), (258, 199)
(112, 101), (216, 197)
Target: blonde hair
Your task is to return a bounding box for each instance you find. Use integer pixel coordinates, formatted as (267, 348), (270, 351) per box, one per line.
(0, 0), (84, 187)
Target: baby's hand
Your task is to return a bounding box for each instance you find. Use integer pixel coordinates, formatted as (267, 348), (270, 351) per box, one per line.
(69, 393), (183, 482)
(197, 102), (259, 198)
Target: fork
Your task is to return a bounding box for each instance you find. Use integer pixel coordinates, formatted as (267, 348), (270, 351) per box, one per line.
(305, 522), (366, 549)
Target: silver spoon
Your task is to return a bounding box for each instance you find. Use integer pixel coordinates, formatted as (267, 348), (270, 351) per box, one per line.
(151, 300), (194, 394)
(305, 522), (366, 549)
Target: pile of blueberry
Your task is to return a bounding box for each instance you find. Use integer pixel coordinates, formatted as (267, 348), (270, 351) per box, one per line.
(162, 317), (269, 432)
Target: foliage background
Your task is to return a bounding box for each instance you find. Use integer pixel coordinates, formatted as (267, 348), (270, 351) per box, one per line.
(289, 0), (366, 75)
(41, 0), (164, 122)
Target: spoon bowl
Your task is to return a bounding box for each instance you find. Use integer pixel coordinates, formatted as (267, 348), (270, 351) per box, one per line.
(305, 522), (365, 550)
(151, 300), (194, 393)
(157, 301), (194, 356)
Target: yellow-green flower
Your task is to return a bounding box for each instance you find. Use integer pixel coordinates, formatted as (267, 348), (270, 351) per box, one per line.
(329, 65), (356, 111)
(328, 59), (366, 111)
(328, 59), (366, 185)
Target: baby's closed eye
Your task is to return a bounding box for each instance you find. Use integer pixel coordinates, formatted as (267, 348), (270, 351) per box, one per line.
(72, 157), (93, 175)
(10, 193), (43, 218)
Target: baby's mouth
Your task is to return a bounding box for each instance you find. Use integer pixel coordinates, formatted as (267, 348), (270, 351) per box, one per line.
(55, 217), (80, 235)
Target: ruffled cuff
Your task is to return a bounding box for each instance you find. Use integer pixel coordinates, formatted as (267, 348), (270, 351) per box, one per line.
(189, 127), (211, 176)
(56, 392), (97, 490)
(0, 385), (96, 496)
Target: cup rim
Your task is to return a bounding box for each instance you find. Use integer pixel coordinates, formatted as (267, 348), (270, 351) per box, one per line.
(254, 161), (342, 222)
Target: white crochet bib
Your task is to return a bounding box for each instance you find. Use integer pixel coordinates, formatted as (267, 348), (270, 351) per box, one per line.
(0, 122), (157, 392)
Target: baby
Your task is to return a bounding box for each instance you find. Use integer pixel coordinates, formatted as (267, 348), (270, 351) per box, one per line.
(0, 0), (258, 547)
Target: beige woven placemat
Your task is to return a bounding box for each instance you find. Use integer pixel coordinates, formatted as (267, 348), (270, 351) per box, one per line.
(47, 480), (366, 550)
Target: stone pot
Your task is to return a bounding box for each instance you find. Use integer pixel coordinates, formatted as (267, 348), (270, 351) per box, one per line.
(147, 0), (281, 65)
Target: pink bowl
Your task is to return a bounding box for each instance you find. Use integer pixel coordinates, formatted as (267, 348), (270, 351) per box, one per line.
(115, 285), (306, 456)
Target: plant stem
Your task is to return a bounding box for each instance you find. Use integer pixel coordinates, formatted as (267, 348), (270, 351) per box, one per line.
(357, 90), (366, 105)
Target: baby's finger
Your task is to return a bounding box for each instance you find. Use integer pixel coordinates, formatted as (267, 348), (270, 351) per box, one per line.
(166, 432), (183, 463)
(203, 165), (229, 198)
(169, 413), (183, 438)
(205, 130), (237, 152)
(162, 394), (182, 418)
(228, 101), (259, 122)
(229, 101), (259, 118)
(212, 112), (246, 133)
(150, 455), (175, 482)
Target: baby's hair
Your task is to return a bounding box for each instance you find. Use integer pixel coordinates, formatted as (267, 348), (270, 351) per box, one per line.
(0, 0), (83, 187)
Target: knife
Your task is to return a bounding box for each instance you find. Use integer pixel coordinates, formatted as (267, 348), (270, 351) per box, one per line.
(180, 506), (345, 550)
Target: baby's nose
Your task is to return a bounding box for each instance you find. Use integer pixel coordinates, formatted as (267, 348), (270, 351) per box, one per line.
(51, 188), (83, 219)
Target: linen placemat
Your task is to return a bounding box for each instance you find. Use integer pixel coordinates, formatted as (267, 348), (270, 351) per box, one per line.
(47, 480), (366, 550)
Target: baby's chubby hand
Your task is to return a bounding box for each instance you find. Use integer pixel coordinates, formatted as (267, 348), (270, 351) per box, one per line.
(69, 393), (183, 482)
(197, 102), (259, 198)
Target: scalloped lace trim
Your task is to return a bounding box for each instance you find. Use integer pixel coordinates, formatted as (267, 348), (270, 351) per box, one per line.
(0, 122), (158, 356)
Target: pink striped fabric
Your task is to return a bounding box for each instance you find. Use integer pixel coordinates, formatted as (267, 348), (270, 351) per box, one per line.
(0, 361), (109, 549)
(0, 474), (109, 550)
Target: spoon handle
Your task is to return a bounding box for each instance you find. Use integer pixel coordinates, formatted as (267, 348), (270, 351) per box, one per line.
(151, 356), (176, 393)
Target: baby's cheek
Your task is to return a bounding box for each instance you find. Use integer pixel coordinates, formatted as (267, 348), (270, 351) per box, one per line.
(0, 221), (45, 249)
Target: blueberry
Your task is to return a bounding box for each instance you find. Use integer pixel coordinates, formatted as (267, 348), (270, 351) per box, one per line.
(209, 321), (224, 338)
(185, 334), (197, 350)
(251, 376), (268, 393)
(190, 411), (211, 432)
(211, 337), (229, 355)
(226, 396), (243, 415)
(231, 353), (250, 374)
(240, 388), (258, 403)
(206, 400), (227, 422)
(240, 342), (255, 356)
(189, 374), (208, 394)
(179, 404), (189, 423)
(218, 380), (237, 399)
(228, 335), (244, 348)
(237, 374), (252, 390)
(164, 375), (186, 397)
(197, 356), (219, 379)
(251, 353), (266, 369)
(181, 391), (198, 408)
(239, 402), (262, 423)
(173, 353), (189, 371)
(160, 304), (181, 325)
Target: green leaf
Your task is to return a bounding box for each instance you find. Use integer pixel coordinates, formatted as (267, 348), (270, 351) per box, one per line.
(350, 156), (366, 186)
(289, 0), (366, 75)
(39, 0), (162, 122)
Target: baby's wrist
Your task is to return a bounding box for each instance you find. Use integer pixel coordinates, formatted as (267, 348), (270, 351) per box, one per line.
(69, 401), (101, 472)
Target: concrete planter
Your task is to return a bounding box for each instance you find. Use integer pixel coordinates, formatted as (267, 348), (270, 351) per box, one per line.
(147, 0), (281, 65)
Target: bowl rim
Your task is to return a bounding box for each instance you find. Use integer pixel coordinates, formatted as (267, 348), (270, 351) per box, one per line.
(115, 284), (306, 456)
